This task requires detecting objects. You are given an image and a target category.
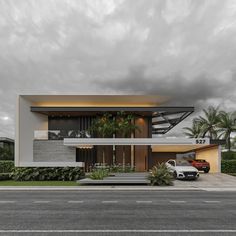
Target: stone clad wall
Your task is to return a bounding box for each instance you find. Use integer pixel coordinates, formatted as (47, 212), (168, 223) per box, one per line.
(33, 140), (76, 162)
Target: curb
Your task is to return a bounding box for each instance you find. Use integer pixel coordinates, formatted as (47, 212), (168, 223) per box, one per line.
(0, 186), (236, 191)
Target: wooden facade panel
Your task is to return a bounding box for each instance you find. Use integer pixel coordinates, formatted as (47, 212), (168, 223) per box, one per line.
(115, 146), (131, 165)
(134, 117), (149, 171)
(96, 146), (113, 165)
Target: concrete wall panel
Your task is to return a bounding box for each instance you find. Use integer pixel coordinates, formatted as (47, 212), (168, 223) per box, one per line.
(33, 140), (76, 162)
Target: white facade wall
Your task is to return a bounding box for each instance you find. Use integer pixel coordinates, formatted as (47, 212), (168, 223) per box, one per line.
(15, 96), (48, 166)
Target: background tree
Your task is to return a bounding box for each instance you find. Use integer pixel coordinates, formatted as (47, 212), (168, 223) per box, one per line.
(89, 113), (116, 165)
(217, 111), (236, 151)
(183, 106), (236, 151)
(116, 111), (140, 169)
(183, 118), (202, 138)
(197, 106), (220, 139)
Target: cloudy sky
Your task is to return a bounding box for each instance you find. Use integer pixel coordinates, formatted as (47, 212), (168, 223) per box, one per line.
(0, 0), (236, 139)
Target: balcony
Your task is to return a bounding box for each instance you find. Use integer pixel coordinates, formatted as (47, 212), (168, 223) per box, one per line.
(34, 130), (92, 141)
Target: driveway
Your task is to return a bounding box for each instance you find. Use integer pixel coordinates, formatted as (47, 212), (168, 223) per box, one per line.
(174, 173), (236, 188)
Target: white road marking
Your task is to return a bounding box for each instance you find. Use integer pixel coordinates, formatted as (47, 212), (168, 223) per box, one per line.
(102, 201), (118, 203)
(68, 201), (84, 203)
(136, 201), (152, 203)
(170, 201), (186, 203)
(0, 230), (235, 233)
(33, 201), (50, 203)
(204, 200), (221, 203)
(0, 201), (15, 203)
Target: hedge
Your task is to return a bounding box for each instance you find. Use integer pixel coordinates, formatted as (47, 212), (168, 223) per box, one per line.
(11, 167), (85, 181)
(222, 151), (236, 160)
(221, 160), (236, 173)
(0, 173), (11, 180)
(0, 161), (14, 173)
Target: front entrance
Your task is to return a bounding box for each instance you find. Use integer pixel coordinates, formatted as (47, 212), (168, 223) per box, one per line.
(76, 148), (96, 172)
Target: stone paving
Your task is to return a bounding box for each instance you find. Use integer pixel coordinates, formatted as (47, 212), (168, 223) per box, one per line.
(174, 173), (236, 188)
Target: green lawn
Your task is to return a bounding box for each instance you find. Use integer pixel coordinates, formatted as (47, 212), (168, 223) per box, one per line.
(0, 181), (80, 186)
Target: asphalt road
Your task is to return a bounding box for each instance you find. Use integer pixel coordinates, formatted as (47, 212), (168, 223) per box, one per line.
(0, 190), (235, 236)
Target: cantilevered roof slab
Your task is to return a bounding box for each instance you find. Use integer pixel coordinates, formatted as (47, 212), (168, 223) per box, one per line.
(64, 137), (210, 146)
(63, 137), (220, 153)
(22, 95), (169, 107)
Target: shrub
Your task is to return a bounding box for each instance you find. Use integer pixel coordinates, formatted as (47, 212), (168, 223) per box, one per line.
(148, 163), (173, 186)
(221, 160), (236, 173)
(109, 164), (135, 173)
(0, 161), (14, 173)
(89, 169), (109, 180)
(0, 173), (11, 180)
(222, 151), (236, 160)
(11, 167), (85, 181)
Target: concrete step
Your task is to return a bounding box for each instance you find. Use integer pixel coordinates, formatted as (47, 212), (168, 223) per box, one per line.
(105, 176), (148, 179)
(78, 178), (150, 184)
(109, 173), (148, 177)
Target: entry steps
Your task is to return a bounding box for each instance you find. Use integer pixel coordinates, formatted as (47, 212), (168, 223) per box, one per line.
(77, 172), (150, 185)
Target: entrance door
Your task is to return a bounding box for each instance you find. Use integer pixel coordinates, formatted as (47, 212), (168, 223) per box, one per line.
(135, 146), (148, 171)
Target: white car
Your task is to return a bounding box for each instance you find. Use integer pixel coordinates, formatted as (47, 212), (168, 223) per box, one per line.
(165, 159), (199, 180)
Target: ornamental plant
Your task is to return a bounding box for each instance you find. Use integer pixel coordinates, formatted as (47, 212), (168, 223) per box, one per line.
(89, 169), (109, 180)
(116, 111), (140, 170)
(89, 113), (116, 164)
(148, 163), (173, 186)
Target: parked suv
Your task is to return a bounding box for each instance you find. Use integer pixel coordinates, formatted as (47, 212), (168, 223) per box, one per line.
(165, 159), (199, 180)
(188, 159), (210, 173)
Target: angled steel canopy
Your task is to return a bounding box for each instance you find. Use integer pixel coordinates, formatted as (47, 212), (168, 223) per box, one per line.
(152, 108), (194, 135)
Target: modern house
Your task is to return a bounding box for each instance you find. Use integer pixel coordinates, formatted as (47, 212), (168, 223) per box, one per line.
(15, 95), (222, 172)
(0, 137), (14, 160)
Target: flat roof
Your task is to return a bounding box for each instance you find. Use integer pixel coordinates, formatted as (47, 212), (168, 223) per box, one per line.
(0, 137), (14, 143)
(21, 95), (169, 107)
(31, 106), (194, 113)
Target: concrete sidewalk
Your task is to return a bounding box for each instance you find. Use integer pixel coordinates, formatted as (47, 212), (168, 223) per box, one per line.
(0, 186), (236, 191)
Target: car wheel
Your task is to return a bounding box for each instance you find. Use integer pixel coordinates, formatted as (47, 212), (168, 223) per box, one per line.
(204, 169), (210, 173)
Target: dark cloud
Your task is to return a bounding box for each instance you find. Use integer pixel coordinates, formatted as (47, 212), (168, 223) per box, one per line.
(0, 0), (236, 138)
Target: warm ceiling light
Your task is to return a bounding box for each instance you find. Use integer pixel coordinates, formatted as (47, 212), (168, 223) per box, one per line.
(77, 145), (94, 149)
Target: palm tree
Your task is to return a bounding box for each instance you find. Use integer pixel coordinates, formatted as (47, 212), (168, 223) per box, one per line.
(116, 111), (140, 170)
(197, 106), (221, 139)
(183, 119), (202, 138)
(217, 111), (236, 151)
(89, 113), (116, 164)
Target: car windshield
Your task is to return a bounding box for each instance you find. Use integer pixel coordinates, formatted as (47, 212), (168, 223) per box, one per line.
(176, 160), (191, 166)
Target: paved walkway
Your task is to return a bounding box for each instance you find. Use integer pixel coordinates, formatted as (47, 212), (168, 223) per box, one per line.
(174, 173), (236, 188)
